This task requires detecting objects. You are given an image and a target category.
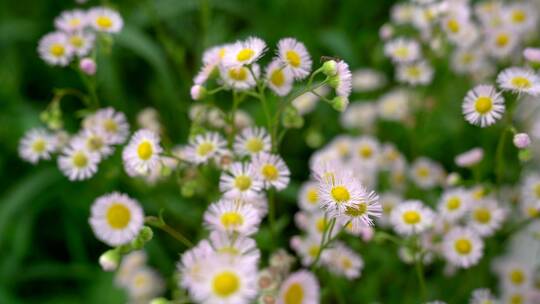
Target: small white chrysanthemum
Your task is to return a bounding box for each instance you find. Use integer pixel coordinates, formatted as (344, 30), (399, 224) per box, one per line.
(325, 243), (364, 279)
(265, 59), (294, 96)
(223, 36), (266, 67)
(451, 48), (486, 75)
(410, 157), (444, 189)
(67, 31), (95, 57)
(396, 60), (434, 86)
(469, 288), (497, 304)
(38, 32), (74, 66)
(331, 61), (352, 98)
(497, 67), (540, 96)
(178, 240), (215, 289)
(277, 270), (320, 304)
(88, 7), (123, 33)
(122, 129), (163, 175)
(468, 198), (506, 237)
(58, 141), (100, 181)
(462, 85), (505, 127)
(521, 173), (540, 202)
(208, 231), (260, 264)
(340, 101), (377, 131)
(189, 254), (258, 304)
(85, 107), (130, 145)
(378, 192), (401, 227)
(503, 3), (537, 33)
(54, 9), (88, 32)
(234, 127), (271, 157)
(204, 199), (262, 236)
(251, 153), (290, 190)
(486, 29), (519, 59)
(338, 189), (381, 232)
(73, 129), (114, 158)
(377, 89), (409, 121)
(277, 37), (312, 80)
(89, 192), (144, 246)
(352, 68), (386, 92)
(442, 226), (484, 268)
(298, 181), (321, 212)
(438, 188), (471, 222)
(455, 147), (484, 167)
(185, 132), (227, 164)
(220, 64), (259, 91)
(18, 128), (56, 164)
(498, 261), (533, 290)
(390, 200), (434, 235)
(220, 162), (263, 200)
(124, 266), (164, 302)
(384, 38), (421, 63)
(318, 170), (366, 216)
(352, 136), (380, 167)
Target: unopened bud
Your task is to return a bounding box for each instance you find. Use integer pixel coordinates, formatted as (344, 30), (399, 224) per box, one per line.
(322, 60), (337, 77)
(79, 58), (96, 75)
(99, 249), (120, 272)
(330, 96), (349, 112)
(513, 133), (531, 149)
(190, 85), (206, 100)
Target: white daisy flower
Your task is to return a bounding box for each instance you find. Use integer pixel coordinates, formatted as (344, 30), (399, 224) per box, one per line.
(223, 36), (266, 67)
(84, 107), (130, 145)
(486, 28), (519, 59)
(290, 234), (327, 266)
(451, 48), (486, 75)
(390, 200), (434, 235)
(324, 243), (364, 279)
(38, 32), (74, 66)
(189, 254), (258, 304)
(73, 129), (114, 158)
(410, 157), (444, 189)
(520, 197), (540, 219)
(438, 188), (471, 222)
(396, 60), (434, 86)
(265, 59), (294, 96)
(220, 64), (259, 91)
(503, 3), (538, 33)
(122, 129), (163, 175)
(521, 173), (540, 202)
(18, 128), (56, 164)
(352, 68), (386, 92)
(220, 162), (263, 200)
(251, 153), (290, 190)
(58, 141), (100, 181)
(455, 147), (484, 167)
(498, 261), (533, 290)
(204, 199), (262, 236)
(233, 127), (271, 156)
(378, 192), (401, 227)
(277, 270), (320, 304)
(331, 61), (352, 98)
(277, 37), (312, 80)
(377, 89), (409, 121)
(89, 192), (144, 246)
(178, 240), (215, 289)
(208, 231), (260, 264)
(501, 291), (528, 304)
(340, 101), (377, 131)
(468, 198), (506, 237)
(338, 188), (381, 232)
(497, 67), (540, 96)
(185, 132), (227, 164)
(318, 170), (366, 216)
(115, 251), (147, 286)
(384, 38), (421, 63)
(296, 210), (337, 238)
(298, 181), (321, 212)
(352, 136), (380, 167)
(462, 85), (505, 127)
(88, 7), (123, 33)
(442, 226), (484, 268)
(54, 9), (88, 32)
(470, 288), (497, 304)
(67, 31), (95, 57)
(391, 3), (416, 25)
(124, 266), (164, 302)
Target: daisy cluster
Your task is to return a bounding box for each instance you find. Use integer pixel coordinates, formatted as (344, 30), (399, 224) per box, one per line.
(38, 6), (123, 67)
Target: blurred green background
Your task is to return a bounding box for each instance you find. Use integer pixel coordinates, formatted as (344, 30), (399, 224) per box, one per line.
(0, 0), (518, 303)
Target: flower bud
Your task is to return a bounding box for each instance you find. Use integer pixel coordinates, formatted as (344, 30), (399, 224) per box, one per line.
(379, 23), (394, 40)
(190, 85), (206, 100)
(321, 60), (337, 77)
(524, 48), (540, 63)
(513, 133), (531, 149)
(330, 96), (349, 112)
(79, 58), (96, 75)
(150, 298), (170, 304)
(446, 172), (461, 187)
(99, 249), (120, 272)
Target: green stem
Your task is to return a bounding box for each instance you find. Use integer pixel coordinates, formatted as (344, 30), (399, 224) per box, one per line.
(495, 127), (511, 185)
(415, 254), (427, 301)
(268, 189), (276, 246)
(310, 216), (337, 269)
(145, 216), (193, 247)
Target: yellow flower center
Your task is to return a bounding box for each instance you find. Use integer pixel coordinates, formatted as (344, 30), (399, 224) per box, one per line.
(358, 146), (373, 158)
(512, 10), (526, 23)
(220, 212), (244, 228)
(87, 136), (104, 152)
(212, 271), (240, 297)
(331, 186), (350, 203)
(475, 97), (493, 114)
(316, 218), (327, 233)
(234, 175), (252, 191)
(474, 208), (491, 223)
(383, 204), (393, 215)
(534, 184), (540, 198)
(403, 210), (421, 224)
(394, 47), (409, 59)
(416, 167), (430, 178)
(510, 270), (525, 285)
(308, 245), (320, 257)
(284, 283), (304, 304)
(446, 197), (461, 210)
(133, 274), (147, 287)
(103, 119), (118, 133)
(69, 18), (81, 28)
(342, 257), (352, 269)
(454, 238), (472, 255)
(345, 202), (368, 217)
(228, 67), (248, 81)
(261, 164), (279, 181)
(527, 207), (539, 218)
(495, 34), (509, 47)
(473, 188), (485, 200)
(270, 69), (285, 87)
(510, 294), (523, 304)
(72, 152), (88, 168)
(106, 203), (131, 229)
(49, 44), (65, 57)
(196, 142), (215, 157)
(218, 48), (226, 59)
(406, 66), (421, 78)
(218, 246), (239, 255)
(307, 189), (318, 204)
(69, 35), (84, 48)
(511, 76), (532, 89)
(245, 138), (263, 153)
(96, 16), (113, 29)
(137, 141), (153, 160)
(461, 53), (474, 64)
(236, 48), (255, 62)
(447, 19), (460, 33)
(32, 139), (46, 153)
(286, 50), (301, 67)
